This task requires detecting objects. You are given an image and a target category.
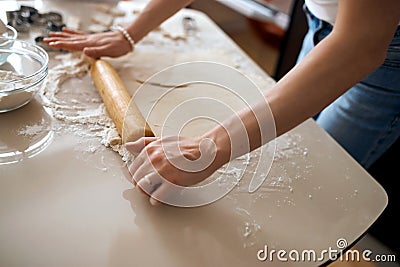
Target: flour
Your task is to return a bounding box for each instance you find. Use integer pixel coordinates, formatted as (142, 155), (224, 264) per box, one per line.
(274, 133), (309, 162)
(0, 70), (26, 83)
(41, 52), (129, 161)
(0, 70), (27, 95)
(235, 207), (262, 248)
(18, 120), (47, 136)
(0, 70), (34, 111)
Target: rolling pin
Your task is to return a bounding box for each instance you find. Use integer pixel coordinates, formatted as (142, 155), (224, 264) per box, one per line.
(89, 59), (154, 143)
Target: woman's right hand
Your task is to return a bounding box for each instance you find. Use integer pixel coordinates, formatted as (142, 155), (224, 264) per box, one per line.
(43, 28), (133, 58)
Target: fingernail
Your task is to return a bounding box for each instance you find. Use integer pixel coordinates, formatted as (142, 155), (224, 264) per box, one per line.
(149, 198), (158, 206)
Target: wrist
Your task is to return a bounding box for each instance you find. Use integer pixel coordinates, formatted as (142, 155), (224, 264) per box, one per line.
(202, 104), (273, 164)
(111, 25), (135, 52)
(202, 126), (232, 169)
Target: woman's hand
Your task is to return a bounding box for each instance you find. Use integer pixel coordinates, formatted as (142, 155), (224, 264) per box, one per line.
(125, 136), (224, 206)
(43, 28), (132, 58)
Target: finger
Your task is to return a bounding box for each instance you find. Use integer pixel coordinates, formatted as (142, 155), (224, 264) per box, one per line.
(43, 36), (86, 45)
(136, 173), (162, 196)
(47, 31), (83, 38)
(48, 32), (69, 38)
(128, 152), (146, 177)
(149, 182), (171, 206)
(47, 40), (88, 51)
(43, 37), (59, 44)
(125, 137), (158, 155)
(131, 161), (154, 185)
(62, 27), (84, 34)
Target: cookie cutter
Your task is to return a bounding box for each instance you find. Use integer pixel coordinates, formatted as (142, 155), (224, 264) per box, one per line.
(6, 5), (64, 35)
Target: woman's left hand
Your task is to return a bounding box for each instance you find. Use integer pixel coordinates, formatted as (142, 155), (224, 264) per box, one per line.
(43, 28), (132, 58)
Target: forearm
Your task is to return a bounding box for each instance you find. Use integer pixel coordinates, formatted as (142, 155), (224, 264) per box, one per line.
(268, 35), (383, 136)
(126, 0), (194, 43)
(206, 36), (387, 165)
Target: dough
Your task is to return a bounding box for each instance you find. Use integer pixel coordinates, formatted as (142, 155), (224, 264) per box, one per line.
(160, 17), (187, 41)
(94, 4), (126, 17)
(162, 32), (186, 41)
(91, 13), (114, 28)
(105, 49), (239, 95)
(66, 15), (81, 31)
(88, 24), (108, 33)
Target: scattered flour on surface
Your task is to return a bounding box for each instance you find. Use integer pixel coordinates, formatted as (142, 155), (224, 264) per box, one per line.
(17, 120), (48, 136)
(40, 52), (130, 161)
(235, 206), (262, 248)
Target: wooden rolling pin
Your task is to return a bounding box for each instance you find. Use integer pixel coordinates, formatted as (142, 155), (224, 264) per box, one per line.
(89, 59), (154, 143)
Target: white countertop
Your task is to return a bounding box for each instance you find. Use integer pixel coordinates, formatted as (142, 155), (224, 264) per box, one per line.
(0, 1), (387, 266)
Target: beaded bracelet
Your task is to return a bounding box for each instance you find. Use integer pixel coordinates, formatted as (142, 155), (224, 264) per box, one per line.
(111, 25), (135, 52)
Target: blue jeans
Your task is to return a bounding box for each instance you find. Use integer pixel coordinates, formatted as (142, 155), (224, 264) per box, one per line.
(297, 7), (400, 168)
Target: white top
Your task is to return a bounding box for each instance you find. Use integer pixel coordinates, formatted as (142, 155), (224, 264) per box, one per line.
(305, 0), (338, 25)
(305, 0), (400, 26)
